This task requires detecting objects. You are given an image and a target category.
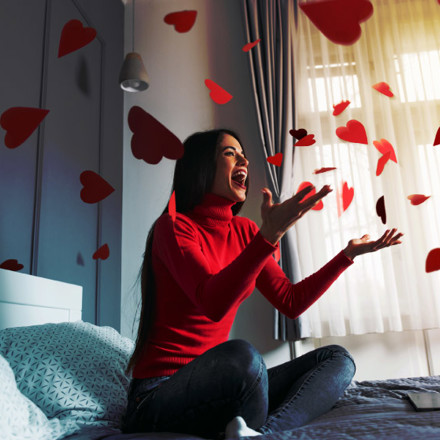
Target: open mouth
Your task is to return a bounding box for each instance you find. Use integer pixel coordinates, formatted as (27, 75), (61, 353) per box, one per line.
(231, 171), (247, 190)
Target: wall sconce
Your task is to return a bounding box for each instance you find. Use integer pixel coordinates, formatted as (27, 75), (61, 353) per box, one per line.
(119, 0), (149, 92)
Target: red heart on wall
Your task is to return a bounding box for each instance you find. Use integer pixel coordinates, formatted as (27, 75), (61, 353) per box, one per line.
(267, 153), (283, 167)
(58, 19), (97, 57)
(295, 134), (316, 147)
(242, 39), (261, 52)
(299, 0), (373, 45)
(426, 248), (440, 273)
(168, 191), (176, 222)
(80, 170), (115, 203)
(93, 244), (109, 260)
(376, 195), (386, 224)
(376, 152), (391, 176)
(373, 139), (397, 163)
(333, 100), (351, 116)
(372, 82), (394, 97)
(336, 119), (368, 144)
(204, 79), (233, 104)
(128, 106), (184, 164)
(407, 194), (430, 206)
(1, 107), (49, 149)
(314, 167), (337, 174)
(433, 127), (440, 146)
(289, 128), (307, 140)
(337, 181), (354, 216)
(0, 259), (24, 271)
(164, 10), (197, 33)
(297, 181), (323, 210)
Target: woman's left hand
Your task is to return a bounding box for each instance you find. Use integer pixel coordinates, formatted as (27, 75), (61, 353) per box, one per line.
(343, 228), (403, 260)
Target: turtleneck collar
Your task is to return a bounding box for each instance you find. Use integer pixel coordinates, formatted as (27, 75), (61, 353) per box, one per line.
(188, 193), (236, 227)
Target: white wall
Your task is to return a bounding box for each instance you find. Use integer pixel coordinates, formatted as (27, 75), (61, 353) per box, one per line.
(120, 0), (291, 368)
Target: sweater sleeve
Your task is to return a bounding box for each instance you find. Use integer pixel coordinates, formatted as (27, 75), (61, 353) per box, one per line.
(153, 213), (279, 322)
(256, 250), (354, 319)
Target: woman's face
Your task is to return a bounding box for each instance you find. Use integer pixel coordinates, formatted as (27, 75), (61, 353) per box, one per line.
(211, 134), (249, 202)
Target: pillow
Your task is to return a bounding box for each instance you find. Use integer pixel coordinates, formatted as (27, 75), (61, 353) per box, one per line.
(0, 321), (134, 436)
(0, 354), (64, 440)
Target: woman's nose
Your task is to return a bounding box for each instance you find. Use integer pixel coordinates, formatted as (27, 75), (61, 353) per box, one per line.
(238, 154), (249, 167)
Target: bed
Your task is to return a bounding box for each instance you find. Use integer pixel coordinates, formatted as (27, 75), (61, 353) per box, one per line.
(2, 269), (440, 440)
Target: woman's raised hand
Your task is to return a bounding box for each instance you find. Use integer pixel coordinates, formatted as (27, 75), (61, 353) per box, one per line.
(343, 228), (404, 260)
(259, 185), (332, 245)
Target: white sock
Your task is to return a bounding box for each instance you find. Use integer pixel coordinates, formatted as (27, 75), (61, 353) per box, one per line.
(224, 416), (261, 438)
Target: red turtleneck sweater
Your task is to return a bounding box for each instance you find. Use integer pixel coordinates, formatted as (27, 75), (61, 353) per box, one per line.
(133, 193), (353, 378)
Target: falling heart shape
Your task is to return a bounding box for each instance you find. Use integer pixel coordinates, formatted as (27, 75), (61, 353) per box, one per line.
(373, 139), (397, 163)
(297, 181), (323, 211)
(205, 79), (233, 104)
(289, 128), (307, 140)
(128, 106), (184, 164)
(267, 153), (283, 167)
(376, 152), (391, 176)
(376, 195), (386, 224)
(333, 100), (351, 116)
(0, 259), (24, 271)
(299, 0), (373, 45)
(336, 119), (368, 144)
(242, 39), (261, 52)
(93, 244), (109, 260)
(314, 167), (337, 174)
(433, 127), (440, 146)
(337, 181), (354, 216)
(407, 194), (431, 206)
(168, 191), (176, 222)
(80, 170), (115, 203)
(295, 134), (316, 147)
(164, 10), (197, 33)
(426, 248), (440, 273)
(1, 107), (49, 149)
(58, 19), (97, 57)
(372, 82), (394, 97)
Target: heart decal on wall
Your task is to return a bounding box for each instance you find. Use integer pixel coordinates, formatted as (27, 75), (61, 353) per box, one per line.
(164, 10), (197, 33)
(204, 79), (233, 104)
(58, 19), (97, 57)
(80, 170), (115, 204)
(93, 244), (109, 260)
(0, 259), (24, 271)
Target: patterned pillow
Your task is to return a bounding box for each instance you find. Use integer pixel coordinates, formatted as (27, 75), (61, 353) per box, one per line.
(0, 354), (64, 440)
(0, 321), (134, 436)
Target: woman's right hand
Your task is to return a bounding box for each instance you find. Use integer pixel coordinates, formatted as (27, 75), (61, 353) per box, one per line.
(259, 185), (332, 245)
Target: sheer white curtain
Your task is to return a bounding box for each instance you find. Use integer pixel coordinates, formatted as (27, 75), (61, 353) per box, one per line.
(293, 0), (440, 338)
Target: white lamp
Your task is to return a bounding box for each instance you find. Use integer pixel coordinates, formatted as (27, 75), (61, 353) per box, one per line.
(119, 0), (149, 92)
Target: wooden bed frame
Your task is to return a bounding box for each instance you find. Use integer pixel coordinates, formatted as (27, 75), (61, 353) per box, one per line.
(0, 269), (82, 329)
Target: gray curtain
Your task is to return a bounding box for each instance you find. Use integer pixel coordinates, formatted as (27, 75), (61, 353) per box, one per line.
(243, 0), (306, 344)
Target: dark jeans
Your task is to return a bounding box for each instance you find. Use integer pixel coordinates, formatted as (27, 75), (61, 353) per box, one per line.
(122, 340), (355, 438)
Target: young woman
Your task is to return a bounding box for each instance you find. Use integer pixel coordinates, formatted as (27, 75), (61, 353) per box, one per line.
(122, 129), (403, 439)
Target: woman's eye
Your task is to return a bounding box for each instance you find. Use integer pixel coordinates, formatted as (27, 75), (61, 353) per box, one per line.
(225, 152), (235, 156)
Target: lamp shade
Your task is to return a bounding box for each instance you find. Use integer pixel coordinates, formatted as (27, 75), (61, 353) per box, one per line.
(119, 52), (149, 92)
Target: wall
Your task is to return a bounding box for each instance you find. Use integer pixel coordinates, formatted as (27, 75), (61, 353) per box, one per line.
(120, 0), (291, 368)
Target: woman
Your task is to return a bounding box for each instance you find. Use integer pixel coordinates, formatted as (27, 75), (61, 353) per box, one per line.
(122, 129), (403, 438)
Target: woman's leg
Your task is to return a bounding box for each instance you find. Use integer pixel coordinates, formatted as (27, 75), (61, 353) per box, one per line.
(123, 339), (268, 438)
(259, 344), (355, 435)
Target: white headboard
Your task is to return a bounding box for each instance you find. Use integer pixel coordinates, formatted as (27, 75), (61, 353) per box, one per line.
(0, 269), (82, 330)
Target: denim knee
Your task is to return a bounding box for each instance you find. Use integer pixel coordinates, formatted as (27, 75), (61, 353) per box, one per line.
(322, 344), (356, 377)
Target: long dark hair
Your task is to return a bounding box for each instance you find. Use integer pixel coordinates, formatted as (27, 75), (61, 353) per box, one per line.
(126, 129), (249, 374)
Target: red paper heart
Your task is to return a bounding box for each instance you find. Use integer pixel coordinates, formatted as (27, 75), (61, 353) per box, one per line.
(168, 191), (176, 222)
(333, 100), (351, 116)
(372, 82), (394, 97)
(433, 127), (440, 146)
(373, 139), (397, 163)
(58, 19), (97, 57)
(128, 106), (184, 164)
(242, 39), (261, 52)
(299, 0), (373, 45)
(204, 79), (233, 104)
(0, 259), (24, 271)
(1, 107), (49, 149)
(376, 152), (391, 176)
(337, 181), (354, 216)
(93, 244), (109, 260)
(80, 170), (115, 203)
(164, 10), (197, 33)
(267, 153), (283, 167)
(295, 134), (316, 147)
(336, 119), (368, 144)
(426, 248), (440, 273)
(376, 195), (386, 224)
(408, 194), (431, 206)
(289, 128), (307, 140)
(297, 181), (323, 211)
(314, 167), (337, 174)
